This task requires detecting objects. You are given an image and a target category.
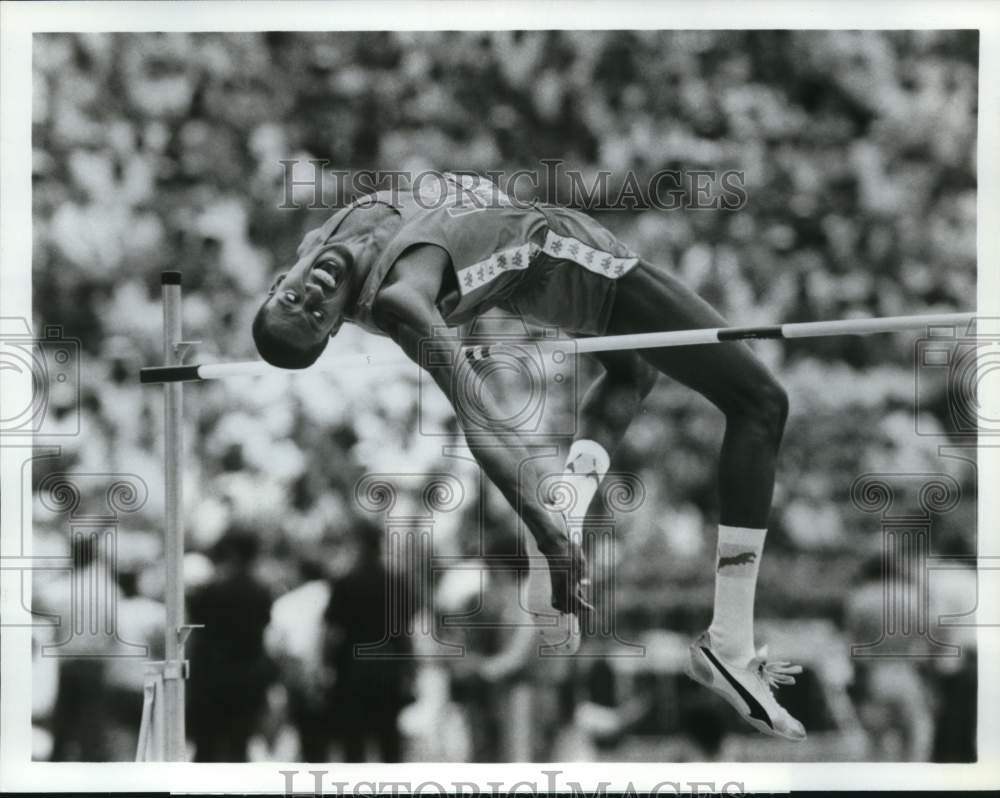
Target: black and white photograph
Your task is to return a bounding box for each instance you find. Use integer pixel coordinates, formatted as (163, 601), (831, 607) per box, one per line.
(1, 1), (998, 794)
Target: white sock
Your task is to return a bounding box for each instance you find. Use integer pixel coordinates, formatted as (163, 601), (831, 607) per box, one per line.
(708, 525), (766, 667)
(560, 439), (610, 520)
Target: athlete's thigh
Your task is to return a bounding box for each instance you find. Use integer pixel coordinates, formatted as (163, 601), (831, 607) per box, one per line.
(607, 261), (776, 410)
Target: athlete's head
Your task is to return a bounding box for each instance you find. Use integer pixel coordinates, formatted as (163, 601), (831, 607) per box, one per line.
(253, 199), (399, 369)
(253, 240), (356, 368)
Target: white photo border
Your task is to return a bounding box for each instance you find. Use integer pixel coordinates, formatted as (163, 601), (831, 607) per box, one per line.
(2, 0), (998, 792)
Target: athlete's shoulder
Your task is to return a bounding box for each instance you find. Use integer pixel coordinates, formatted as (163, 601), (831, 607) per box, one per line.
(296, 191), (402, 259)
(369, 245), (449, 319)
(377, 243), (451, 300)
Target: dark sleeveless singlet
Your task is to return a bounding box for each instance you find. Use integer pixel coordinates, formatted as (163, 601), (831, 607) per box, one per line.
(317, 175), (641, 336)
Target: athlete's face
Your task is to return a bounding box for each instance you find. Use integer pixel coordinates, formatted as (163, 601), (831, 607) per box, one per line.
(261, 241), (355, 346)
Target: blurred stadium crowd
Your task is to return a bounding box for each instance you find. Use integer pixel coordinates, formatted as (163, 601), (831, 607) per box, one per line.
(29, 30), (978, 762)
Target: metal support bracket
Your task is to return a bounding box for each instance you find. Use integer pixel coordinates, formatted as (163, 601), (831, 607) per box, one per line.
(162, 659), (189, 680)
(173, 340), (201, 363)
(177, 623), (203, 647)
(143, 660), (166, 676)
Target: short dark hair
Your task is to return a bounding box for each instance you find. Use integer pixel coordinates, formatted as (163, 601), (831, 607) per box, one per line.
(252, 302), (328, 369)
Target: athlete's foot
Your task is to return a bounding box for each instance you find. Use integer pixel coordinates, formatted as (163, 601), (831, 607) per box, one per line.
(686, 631), (806, 741)
(536, 533), (593, 616)
(522, 531), (585, 654)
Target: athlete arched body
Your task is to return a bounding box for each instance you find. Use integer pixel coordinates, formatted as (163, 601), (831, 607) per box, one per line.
(253, 175), (804, 740)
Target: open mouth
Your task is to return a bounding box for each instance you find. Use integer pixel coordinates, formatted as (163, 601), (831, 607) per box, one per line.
(308, 263), (338, 294)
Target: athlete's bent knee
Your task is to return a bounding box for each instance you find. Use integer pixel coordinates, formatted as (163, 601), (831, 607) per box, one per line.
(635, 361), (658, 400)
(753, 378), (789, 442)
(726, 376), (788, 444)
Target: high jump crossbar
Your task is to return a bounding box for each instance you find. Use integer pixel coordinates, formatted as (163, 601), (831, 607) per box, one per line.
(140, 310), (976, 384)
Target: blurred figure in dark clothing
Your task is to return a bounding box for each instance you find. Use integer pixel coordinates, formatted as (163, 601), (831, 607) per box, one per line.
(928, 562), (978, 763)
(447, 558), (526, 761)
(50, 659), (110, 761)
(681, 703), (727, 761)
(844, 554), (934, 761)
(931, 649), (976, 762)
(324, 521), (416, 762)
(48, 535), (117, 761)
(188, 527), (275, 762)
(445, 532), (545, 761)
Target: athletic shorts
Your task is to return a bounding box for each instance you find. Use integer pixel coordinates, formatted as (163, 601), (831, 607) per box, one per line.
(499, 204), (640, 336)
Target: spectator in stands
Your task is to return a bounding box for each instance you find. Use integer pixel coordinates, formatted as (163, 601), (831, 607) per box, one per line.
(264, 556), (332, 761)
(323, 520), (416, 762)
(48, 535), (118, 761)
(844, 553), (935, 761)
(187, 526), (276, 761)
(102, 567), (166, 758)
(446, 534), (540, 761)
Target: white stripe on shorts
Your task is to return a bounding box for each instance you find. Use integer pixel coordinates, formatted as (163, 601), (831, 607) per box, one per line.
(540, 230), (638, 278)
(454, 229), (639, 297)
(455, 242), (537, 295)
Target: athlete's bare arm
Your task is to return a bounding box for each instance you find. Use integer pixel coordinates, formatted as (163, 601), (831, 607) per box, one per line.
(371, 244), (588, 614)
